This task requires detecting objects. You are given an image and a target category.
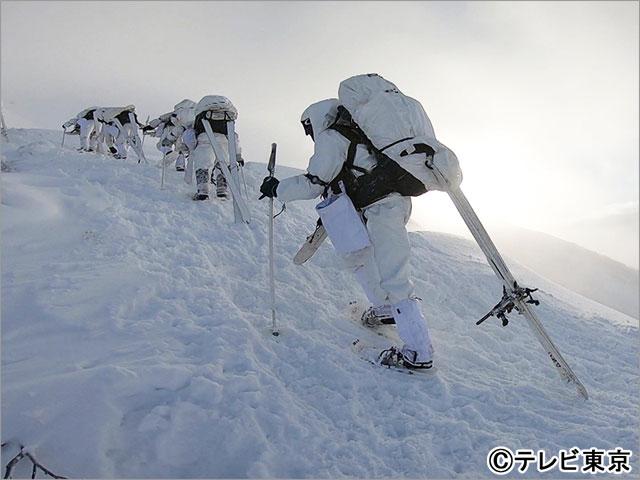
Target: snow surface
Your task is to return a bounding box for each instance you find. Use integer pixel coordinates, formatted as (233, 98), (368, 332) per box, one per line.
(1, 129), (639, 478)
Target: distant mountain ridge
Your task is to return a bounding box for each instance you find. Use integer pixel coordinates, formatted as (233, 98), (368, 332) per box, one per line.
(492, 226), (639, 320)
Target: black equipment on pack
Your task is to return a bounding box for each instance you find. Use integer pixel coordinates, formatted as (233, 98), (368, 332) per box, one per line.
(194, 111), (232, 136)
(114, 110), (131, 125)
(312, 106), (430, 209)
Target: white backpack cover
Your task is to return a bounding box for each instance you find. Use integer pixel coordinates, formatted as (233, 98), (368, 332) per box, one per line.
(98, 106), (130, 123)
(195, 95), (238, 121)
(77, 106), (98, 118)
(338, 73), (462, 190)
(175, 108), (196, 128)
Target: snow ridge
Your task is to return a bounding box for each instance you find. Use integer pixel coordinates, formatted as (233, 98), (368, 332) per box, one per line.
(1, 129), (638, 477)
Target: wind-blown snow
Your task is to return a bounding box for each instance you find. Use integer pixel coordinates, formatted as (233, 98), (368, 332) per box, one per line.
(2, 129), (638, 477)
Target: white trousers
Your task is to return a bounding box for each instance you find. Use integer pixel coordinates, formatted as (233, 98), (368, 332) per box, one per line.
(115, 122), (145, 162)
(342, 195), (414, 305)
(157, 139), (172, 156)
(342, 194), (434, 362)
(77, 118), (95, 150)
(190, 132), (228, 170)
(98, 124), (118, 153)
(188, 132), (228, 193)
(174, 136), (187, 169)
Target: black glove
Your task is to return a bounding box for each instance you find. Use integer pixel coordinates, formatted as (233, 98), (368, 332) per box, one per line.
(259, 176), (279, 199)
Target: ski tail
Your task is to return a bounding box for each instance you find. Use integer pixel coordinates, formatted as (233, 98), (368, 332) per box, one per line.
(293, 221), (328, 265)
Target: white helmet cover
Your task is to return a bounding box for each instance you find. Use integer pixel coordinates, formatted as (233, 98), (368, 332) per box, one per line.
(174, 99), (196, 111)
(300, 98), (339, 138)
(195, 95), (238, 120)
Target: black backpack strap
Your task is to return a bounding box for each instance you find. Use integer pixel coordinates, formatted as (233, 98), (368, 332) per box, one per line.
(379, 136), (413, 152)
(328, 123), (368, 172)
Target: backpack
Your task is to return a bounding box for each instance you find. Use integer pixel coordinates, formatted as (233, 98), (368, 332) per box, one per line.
(194, 95), (237, 120)
(175, 108), (195, 128)
(174, 99), (196, 127)
(193, 95), (237, 136)
(337, 73), (462, 196)
(99, 106), (130, 123)
(323, 106), (427, 209)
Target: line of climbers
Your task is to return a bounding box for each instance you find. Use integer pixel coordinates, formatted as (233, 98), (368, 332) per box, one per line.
(62, 96), (245, 200)
(63, 73), (464, 371)
(63, 105), (146, 162)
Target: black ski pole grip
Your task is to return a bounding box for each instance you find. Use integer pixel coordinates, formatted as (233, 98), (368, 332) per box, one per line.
(267, 143), (277, 176)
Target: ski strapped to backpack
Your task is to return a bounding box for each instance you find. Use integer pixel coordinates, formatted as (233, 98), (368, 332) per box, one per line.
(429, 163), (589, 399)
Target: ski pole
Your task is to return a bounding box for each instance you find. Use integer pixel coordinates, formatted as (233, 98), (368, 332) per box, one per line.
(161, 153), (166, 189)
(141, 115), (150, 148)
(240, 163), (248, 198)
(267, 143), (278, 336)
(61, 129), (66, 148)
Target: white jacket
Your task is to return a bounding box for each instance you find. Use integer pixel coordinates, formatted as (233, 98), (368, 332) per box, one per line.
(277, 99), (377, 204)
(277, 130), (377, 203)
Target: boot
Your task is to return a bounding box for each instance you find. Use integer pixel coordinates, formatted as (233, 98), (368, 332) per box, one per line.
(377, 345), (433, 370)
(361, 304), (395, 327)
(214, 172), (228, 198)
(175, 154), (185, 172)
(392, 298), (434, 366)
(194, 169), (210, 201)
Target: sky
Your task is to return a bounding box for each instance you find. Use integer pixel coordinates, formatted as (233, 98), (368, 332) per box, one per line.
(1, 1), (638, 268)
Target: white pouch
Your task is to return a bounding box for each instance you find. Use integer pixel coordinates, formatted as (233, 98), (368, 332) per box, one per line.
(316, 190), (371, 255)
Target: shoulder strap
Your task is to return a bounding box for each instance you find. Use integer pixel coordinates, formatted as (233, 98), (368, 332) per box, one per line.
(328, 123), (368, 174)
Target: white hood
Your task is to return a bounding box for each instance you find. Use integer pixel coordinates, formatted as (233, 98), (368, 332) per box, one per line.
(174, 99), (196, 111)
(300, 98), (339, 138)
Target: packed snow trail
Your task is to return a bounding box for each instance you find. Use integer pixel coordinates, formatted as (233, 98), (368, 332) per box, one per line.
(1, 129), (638, 477)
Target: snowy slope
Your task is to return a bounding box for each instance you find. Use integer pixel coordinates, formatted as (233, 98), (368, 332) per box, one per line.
(1, 129), (638, 478)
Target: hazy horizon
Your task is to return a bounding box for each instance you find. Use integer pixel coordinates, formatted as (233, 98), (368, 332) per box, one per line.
(2, 1), (638, 268)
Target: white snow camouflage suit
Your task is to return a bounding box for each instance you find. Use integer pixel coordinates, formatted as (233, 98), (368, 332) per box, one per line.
(63, 107), (98, 151)
(276, 98), (434, 364)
